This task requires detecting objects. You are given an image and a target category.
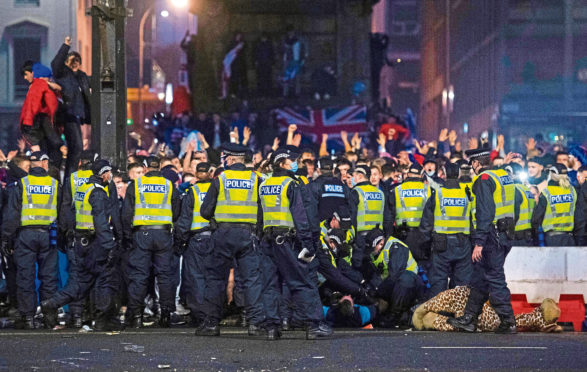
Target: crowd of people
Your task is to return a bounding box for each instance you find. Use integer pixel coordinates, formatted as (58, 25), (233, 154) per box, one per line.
(2, 32), (586, 339)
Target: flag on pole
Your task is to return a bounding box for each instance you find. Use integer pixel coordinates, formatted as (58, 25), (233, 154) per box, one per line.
(219, 42), (244, 99)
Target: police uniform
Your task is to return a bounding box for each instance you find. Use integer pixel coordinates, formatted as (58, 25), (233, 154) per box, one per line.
(42, 161), (121, 331)
(122, 165), (181, 327)
(531, 164), (585, 246)
(316, 220), (364, 298)
(512, 183), (535, 246)
(197, 144), (265, 336)
(175, 174), (212, 325)
(419, 168), (472, 298)
(448, 150), (522, 333)
(364, 231), (422, 321)
(350, 169), (390, 270)
(58, 166), (93, 325)
(308, 158), (353, 222)
(388, 165), (431, 262)
(259, 148), (328, 340)
(1, 153), (60, 328)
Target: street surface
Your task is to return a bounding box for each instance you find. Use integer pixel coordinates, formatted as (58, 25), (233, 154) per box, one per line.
(0, 328), (585, 371)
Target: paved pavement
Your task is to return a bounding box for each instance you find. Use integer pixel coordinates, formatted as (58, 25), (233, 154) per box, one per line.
(0, 328), (585, 371)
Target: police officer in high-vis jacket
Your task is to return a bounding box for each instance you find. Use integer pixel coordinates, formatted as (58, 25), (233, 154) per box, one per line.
(363, 229), (422, 326)
(259, 148), (332, 340)
(197, 143), (265, 337)
(349, 165), (391, 270)
(419, 163), (472, 298)
(42, 160), (122, 331)
(122, 156), (181, 328)
(449, 148), (522, 334)
(532, 163), (585, 246)
(389, 163), (430, 240)
(1, 152), (60, 329)
(506, 163), (535, 246)
(57, 149), (95, 327)
(175, 162), (213, 326)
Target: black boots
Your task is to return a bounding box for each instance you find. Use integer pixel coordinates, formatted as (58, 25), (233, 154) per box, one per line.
(129, 314), (143, 329)
(447, 313), (478, 333)
(247, 324), (263, 336)
(159, 309), (171, 328)
(306, 321), (333, 340)
(266, 327), (281, 341)
(195, 320), (220, 336)
(70, 314), (83, 329)
(495, 317), (517, 334)
(19, 315), (35, 330)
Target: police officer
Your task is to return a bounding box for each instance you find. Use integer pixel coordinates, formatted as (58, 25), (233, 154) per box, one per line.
(363, 229), (422, 326)
(389, 163), (430, 241)
(316, 206), (366, 298)
(419, 163), (472, 298)
(532, 163), (584, 246)
(259, 147), (332, 340)
(308, 157), (353, 222)
(175, 162), (213, 326)
(197, 143), (265, 337)
(58, 149), (95, 328)
(1, 152), (60, 329)
(448, 148), (521, 334)
(122, 156), (181, 328)
(349, 165), (390, 270)
(41, 160), (122, 331)
(506, 163), (535, 246)
(0, 155), (30, 317)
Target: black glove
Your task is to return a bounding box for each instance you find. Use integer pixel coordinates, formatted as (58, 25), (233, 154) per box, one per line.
(123, 238), (134, 251)
(1, 239), (13, 256)
(105, 248), (120, 268)
(355, 286), (375, 305)
(174, 240), (187, 256)
(209, 218), (218, 231)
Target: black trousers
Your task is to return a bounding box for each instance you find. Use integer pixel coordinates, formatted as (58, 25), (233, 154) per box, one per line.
(377, 271), (421, 314)
(428, 235), (472, 298)
(468, 232), (514, 320)
(260, 237), (322, 327)
(202, 225), (264, 325)
(49, 237), (119, 317)
(127, 229), (175, 315)
(182, 231), (211, 322)
(63, 120), (83, 177)
(13, 229), (58, 316)
(545, 232), (575, 247)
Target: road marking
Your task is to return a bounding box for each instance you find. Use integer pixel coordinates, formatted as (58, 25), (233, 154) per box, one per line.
(421, 346), (547, 349)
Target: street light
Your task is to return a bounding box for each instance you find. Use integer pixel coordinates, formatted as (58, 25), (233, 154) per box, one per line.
(138, 4), (154, 125)
(160, 9), (170, 17)
(171, 0), (188, 8)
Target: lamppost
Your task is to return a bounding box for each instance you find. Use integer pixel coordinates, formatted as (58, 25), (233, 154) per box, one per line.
(138, 4), (153, 125)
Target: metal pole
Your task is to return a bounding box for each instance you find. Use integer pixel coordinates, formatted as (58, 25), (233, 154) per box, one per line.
(138, 5), (154, 125)
(563, 0), (573, 111)
(445, 0), (451, 130)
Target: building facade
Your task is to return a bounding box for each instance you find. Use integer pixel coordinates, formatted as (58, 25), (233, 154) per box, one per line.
(420, 0), (587, 147)
(0, 0), (91, 150)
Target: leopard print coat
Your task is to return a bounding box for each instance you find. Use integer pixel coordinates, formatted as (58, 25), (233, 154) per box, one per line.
(413, 286), (562, 332)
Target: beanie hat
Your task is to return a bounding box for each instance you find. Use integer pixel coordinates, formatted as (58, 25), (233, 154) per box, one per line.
(32, 63), (52, 78)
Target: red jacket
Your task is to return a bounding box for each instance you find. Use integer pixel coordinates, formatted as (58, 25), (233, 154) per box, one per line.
(19, 78), (58, 126)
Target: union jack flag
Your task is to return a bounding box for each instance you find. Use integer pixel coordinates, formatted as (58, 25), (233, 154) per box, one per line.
(275, 105), (367, 140)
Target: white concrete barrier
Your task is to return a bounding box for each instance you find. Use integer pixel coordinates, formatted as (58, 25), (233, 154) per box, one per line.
(504, 246), (587, 303)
